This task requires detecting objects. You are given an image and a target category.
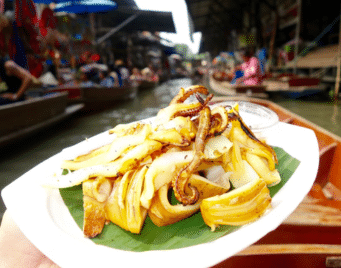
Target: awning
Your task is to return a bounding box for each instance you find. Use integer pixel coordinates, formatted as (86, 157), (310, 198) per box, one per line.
(98, 6), (176, 33)
(54, 0), (118, 14)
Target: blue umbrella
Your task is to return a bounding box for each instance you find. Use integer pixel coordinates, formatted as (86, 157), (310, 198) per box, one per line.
(54, 0), (117, 14)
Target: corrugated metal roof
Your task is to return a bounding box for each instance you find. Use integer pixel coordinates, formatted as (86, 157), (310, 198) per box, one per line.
(185, 0), (247, 53)
(100, 6), (175, 33)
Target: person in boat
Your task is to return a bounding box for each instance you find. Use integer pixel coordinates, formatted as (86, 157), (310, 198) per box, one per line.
(69, 55), (78, 76)
(130, 67), (143, 82)
(232, 47), (263, 86)
(78, 72), (97, 88)
(99, 70), (114, 88)
(58, 72), (78, 88)
(115, 59), (130, 86)
(141, 67), (159, 82)
(107, 64), (120, 87)
(0, 57), (38, 105)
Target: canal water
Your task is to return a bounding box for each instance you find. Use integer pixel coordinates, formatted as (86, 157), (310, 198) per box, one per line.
(0, 78), (340, 219)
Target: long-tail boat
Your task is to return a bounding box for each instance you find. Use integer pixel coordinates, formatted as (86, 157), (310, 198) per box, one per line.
(263, 73), (328, 99)
(210, 70), (328, 99)
(0, 92), (83, 148)
(47, 83), (138, 110)
(209, 72), (269, 98)
(138, 79), (159, 90)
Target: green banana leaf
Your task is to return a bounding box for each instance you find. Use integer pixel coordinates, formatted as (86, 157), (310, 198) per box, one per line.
(60, 146), (300, 252)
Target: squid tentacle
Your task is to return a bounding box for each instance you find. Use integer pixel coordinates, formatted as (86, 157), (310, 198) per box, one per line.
(172, 93), (214, 118)
(173, 107), (211, 205)
(170, 85), (209, 105)
(208, 106), (229, 136)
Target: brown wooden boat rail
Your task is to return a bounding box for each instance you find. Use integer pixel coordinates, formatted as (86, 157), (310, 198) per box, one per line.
(48, 86), (83, 101)
(233, 85), (267, 94)
(209, 74), (270, 99)
(213, 244), (341, 268)
(211, 96), (341, 267)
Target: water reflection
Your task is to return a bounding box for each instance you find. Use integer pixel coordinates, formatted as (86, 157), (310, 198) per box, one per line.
(275, 99), (341, 136)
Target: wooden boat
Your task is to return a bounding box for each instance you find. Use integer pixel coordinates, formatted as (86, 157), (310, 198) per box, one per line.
(210, 96), (341, 268)
(80, 84), (138, 104)
(263, 74), (328, 99)
(209, 73), (269, 98)
(0, 92), (84, 148)
(210, 70), (328, 99)
(138, 79), (159, 90)
(212, 70), (233, 82)
(47, 86), (82, 103)
(47, 83), (138, 108)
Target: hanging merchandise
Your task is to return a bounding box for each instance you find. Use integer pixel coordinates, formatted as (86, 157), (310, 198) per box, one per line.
(15, 0), (37, 27)
(9, 21), (28, 69)
(41, 7), (58, 31)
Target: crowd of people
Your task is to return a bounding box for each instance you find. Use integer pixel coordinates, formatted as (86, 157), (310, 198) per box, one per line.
(0, 43), (163, 106)
(40, 50), (134, 88)
(0, 10), (165, 106)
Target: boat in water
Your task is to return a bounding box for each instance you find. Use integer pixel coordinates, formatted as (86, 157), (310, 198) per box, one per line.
(209, 70), (328, 99)
(210, 96), (341, 267)
(138, 79), (159, 90)
(80, 84), (138, 108)
(47, 83), (138, 110)
(209, 72), (269, 98)
(263, 73), (328, 99)
(0, 92), (83, 148)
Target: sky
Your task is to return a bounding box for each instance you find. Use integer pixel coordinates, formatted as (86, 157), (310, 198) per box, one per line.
(133, 0), (202, 54)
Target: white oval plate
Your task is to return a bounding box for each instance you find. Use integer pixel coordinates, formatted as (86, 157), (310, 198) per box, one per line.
(2, 120), (319, 268)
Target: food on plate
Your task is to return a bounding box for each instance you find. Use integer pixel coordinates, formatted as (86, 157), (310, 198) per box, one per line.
(149, 174), (229, 227)
(44, 85), (280, 237)
(201, 176), (271, 231)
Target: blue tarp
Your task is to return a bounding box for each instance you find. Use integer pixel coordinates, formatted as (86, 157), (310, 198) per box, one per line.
(54, 0), (117, 14)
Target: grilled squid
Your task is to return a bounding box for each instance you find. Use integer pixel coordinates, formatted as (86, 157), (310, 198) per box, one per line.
(155, 86), (213, 124)
(172, 107), (211, 205)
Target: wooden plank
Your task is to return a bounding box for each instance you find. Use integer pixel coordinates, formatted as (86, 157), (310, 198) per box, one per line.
(238, 244), (341, 255)
(213, 244), (341, 268)
(324, 182), (341, 201)
(284, 196), (341, 226)
(315, 142), (338, 187)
